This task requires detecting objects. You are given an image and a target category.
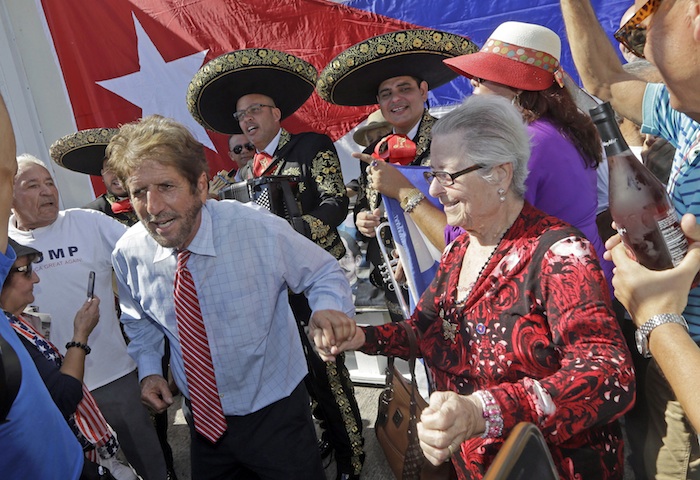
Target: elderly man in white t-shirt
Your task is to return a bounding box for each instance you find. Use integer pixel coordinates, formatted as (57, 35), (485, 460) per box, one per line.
(8, 154), (167, 480)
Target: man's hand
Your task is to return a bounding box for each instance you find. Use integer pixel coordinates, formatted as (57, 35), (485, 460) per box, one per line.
(356, 208), (382, 237)
(308, 309), (364, 361)
(606, 213), (700, 325)
(417, 392), (485, 466)
(140, 374), (174, 414)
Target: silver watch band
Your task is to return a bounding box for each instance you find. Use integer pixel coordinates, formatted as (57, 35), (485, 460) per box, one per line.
(636, 313), (689, 358)
(640, 313), (688, 339)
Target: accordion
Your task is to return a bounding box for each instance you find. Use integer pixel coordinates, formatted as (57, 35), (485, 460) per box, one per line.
(218, 175), (305, 233)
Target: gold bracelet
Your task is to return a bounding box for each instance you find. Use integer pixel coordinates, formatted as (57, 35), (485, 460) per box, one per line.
(400, 188), (424, 213)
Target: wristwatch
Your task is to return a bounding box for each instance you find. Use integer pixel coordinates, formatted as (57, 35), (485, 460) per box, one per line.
(635, 313), (689, 358)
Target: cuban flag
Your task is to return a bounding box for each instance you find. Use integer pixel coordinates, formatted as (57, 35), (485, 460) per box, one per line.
(382, 165), (443, 311)
(37, 0), (629, 198)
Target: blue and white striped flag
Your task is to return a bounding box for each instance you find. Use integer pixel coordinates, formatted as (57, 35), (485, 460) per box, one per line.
(382, 165), (444, 312)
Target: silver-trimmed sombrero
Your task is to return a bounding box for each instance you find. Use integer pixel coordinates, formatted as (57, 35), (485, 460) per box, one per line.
(187, 48), (318, 135)
(49, 128), (119, 176)
(316, 29), (479, 106)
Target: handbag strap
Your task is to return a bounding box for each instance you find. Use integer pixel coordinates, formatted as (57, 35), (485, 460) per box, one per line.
(399, 322), (421, 419)
(385, 321), (419, 386)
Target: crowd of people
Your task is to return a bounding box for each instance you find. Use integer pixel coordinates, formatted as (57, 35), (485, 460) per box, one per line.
(2, 1), (700, 479)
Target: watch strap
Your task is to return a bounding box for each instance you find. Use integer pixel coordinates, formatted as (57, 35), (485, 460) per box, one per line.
(639, 313), (689, 340)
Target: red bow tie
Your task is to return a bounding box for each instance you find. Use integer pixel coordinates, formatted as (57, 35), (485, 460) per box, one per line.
(111, 198), (133, 214)
(371, 134), (417, 166)
(253, 152), (274, 177)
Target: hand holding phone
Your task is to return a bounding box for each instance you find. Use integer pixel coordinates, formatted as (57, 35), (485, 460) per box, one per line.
(87, 271), (95, 300)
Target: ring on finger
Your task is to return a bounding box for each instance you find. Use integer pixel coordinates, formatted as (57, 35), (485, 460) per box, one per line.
(370, 159), (379, 168)
(447, 443), (455, 457)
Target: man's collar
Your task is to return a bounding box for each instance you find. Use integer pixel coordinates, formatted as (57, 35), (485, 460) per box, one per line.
(260, 128), (283, 156)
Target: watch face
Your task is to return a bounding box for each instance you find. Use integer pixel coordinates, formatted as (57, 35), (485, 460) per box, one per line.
(635, 329), (649, 357)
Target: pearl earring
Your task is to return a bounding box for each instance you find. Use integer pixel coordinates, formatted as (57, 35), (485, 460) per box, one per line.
(498, 188), (506, 202)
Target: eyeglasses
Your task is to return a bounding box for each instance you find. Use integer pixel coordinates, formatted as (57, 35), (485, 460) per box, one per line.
(231, 143), (255, 155)
(423, 164), (483, 186)
(233, 104), (275, 122)
(10, 263), (33, 278)
(614, 0), (661, 59)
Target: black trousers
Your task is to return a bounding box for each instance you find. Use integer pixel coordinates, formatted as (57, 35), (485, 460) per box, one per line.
(186, 382), (324, 480)
(290, 293), (365, 476)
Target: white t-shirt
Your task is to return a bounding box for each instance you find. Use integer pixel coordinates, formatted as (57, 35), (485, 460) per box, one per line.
(9, 208), (133, 390)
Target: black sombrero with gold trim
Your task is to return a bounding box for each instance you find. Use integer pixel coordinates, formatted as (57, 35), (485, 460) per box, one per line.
(187, 48), (318, 135)
(316, 29), (479, 106)
(49, 128), (119, 176)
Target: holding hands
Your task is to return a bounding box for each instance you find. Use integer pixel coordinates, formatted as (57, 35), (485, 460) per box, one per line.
(308, 309), (364, 361)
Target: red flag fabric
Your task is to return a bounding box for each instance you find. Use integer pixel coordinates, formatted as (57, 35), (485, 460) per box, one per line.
(39, 0), (419, 196)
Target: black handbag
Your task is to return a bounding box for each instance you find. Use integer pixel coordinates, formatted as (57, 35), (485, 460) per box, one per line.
(375, 322), (453, 480)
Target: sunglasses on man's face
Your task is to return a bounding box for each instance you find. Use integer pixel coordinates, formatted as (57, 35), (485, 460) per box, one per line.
(614, 0), (661, 59)
(231, 143), (255, 155)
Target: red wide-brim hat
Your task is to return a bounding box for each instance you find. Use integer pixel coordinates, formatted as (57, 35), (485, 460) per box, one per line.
(444, 21), (563, 92)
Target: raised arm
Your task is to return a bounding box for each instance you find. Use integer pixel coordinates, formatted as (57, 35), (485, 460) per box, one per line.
(560, 0), (648, 124)
(0, 94), (17, 254)
(60, 297), (100, 382)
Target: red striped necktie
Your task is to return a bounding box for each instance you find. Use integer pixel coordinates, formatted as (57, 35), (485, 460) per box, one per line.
(174, 249), (227, 443)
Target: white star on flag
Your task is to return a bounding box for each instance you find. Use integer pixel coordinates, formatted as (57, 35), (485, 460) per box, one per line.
(97, 13), (214, 150)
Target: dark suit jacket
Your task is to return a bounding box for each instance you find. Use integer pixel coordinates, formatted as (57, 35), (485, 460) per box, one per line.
(83, 194), (138, 227)
(241, 128), (349, 260)
(353, 109), (437, 278)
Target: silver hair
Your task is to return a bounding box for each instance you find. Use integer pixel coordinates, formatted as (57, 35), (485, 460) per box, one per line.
(15, 153), (51, 179)
(431, 95), (530, 197)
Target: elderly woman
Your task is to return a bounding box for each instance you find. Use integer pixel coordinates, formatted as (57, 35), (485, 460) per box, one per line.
(311, 95), (635, 479)
(0, 238), (136, 479)
(442, 21), (613, 294)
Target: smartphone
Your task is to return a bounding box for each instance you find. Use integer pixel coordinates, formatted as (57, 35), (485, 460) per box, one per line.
(87, 271), (95, 300)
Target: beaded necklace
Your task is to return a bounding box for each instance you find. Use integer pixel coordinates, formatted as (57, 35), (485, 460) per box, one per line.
(455, 227), (509, 304)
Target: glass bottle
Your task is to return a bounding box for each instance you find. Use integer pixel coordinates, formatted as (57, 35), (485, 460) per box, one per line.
(590, 102), (687, 270)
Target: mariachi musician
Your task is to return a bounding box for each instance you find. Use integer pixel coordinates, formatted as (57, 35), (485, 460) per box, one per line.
(50, 128), (139, 227)
(317, 29), (478, 322)
(187, 48), (363, 480)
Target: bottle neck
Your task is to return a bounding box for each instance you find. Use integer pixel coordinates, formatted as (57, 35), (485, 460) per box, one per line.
(597, 117), (632, 157)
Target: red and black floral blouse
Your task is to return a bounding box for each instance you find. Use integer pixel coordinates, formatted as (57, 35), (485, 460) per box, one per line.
(361, 203), (635, 479)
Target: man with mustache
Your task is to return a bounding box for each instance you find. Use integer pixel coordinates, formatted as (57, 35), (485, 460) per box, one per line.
(188, 48), (362, 479)
(317, 29), (478, 322)
(107, 113), (356, 479)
